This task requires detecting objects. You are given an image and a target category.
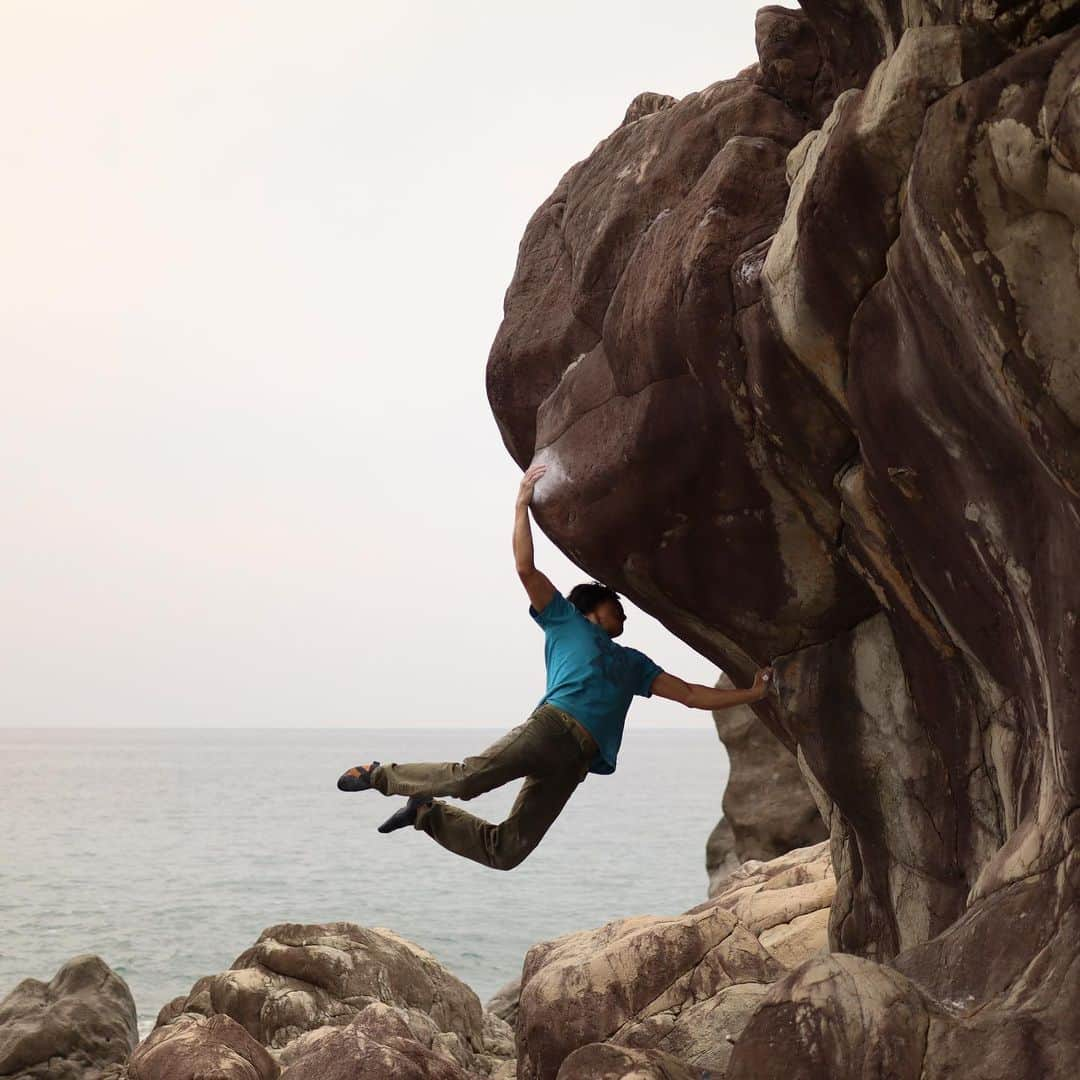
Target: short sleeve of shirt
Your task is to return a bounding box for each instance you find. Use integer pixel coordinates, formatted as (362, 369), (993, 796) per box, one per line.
(529, 589), (578, 629)
(626, 648), (663, 697)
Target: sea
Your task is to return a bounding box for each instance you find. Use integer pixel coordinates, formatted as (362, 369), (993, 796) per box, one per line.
(0, 726), (728, 1036)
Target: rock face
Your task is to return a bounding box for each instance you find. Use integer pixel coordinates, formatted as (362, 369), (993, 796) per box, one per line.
(515, 842), (832, 1080)
(707, 673), (827, 893)
(125, 1015), (278, 1080)
(0, 955), (137, 1080)
(487, 3), (1080, 1076)
(148, 923), (513, 1079)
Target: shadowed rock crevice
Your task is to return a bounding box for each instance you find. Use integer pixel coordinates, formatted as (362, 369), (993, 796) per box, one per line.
(706, 672), (827, 894)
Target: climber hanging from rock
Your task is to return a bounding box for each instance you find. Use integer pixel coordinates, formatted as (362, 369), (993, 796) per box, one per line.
(336, 461), (774, 870)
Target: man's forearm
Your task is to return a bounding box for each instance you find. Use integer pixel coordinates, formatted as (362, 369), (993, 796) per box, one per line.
(513, 502), (535, 573)
(687, 684), (763, 710)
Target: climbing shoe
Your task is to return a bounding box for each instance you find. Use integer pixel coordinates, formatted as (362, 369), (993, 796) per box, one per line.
(337, 761), (380, 792)
(377, 795), (433, 834)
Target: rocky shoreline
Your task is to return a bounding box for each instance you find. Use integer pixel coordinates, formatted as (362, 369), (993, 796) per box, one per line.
(8, 0), (1080, 1074)
(0, 842), (833, 1080)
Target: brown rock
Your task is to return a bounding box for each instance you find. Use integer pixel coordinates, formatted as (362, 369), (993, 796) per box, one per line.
(126, 1015), (278, 1080)
(728, 954), (931, 1080)
(621, 92), (677, 128)
(555, 1043), (703, 1080)
(0, 955), (137, 1080)
(755, 6), (828, 120)
(151, 999), (186, 1031)
(275, 1004), (477, 1080)
(483, 978), (521, 1028)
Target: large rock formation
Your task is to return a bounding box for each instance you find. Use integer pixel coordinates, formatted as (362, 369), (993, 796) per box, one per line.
(515, 842), (832, 1080)
(0, 955), (137, 1080)
(487, 3), (1080, 1076)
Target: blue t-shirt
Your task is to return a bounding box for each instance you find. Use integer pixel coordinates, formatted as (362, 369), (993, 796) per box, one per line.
(529, 590), (663, 775)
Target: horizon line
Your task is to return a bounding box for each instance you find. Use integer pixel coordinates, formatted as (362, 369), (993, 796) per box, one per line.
(0, 723), (714, 732)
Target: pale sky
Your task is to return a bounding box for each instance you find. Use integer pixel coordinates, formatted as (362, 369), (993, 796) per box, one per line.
(1, 1), (776, 728)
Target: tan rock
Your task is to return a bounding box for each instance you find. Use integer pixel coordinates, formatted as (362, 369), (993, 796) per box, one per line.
(159, 923), (511, 1077)
(0, 955), (137, 1080)
(164, 923), (480, 1046)
(517, 843), (833, 1080)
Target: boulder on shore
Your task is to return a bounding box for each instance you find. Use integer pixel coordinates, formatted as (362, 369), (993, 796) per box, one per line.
(516, 842), (833, 1080)
(0, 955), (137, 1080)
(148, 922), (513, 1078)
(274, 1003), (480, 1080)
(125, 1014), (278, 1080)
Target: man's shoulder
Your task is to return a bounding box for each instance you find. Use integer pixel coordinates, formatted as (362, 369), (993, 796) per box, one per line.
(530, 589), (582, 626)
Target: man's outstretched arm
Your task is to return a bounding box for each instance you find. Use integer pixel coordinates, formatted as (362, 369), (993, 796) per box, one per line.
(514, 462), (555, 613)
(650, 668), (773, 710)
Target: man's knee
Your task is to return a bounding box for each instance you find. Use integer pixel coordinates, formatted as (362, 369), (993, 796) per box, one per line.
(490, 848), (529, 871)
(488, 832), (534, 871)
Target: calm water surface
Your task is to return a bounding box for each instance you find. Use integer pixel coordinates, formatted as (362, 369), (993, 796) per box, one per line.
(1, 726), (728, 1035)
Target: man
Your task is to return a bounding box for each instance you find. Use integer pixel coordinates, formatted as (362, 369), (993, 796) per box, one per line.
(336, 461), (774, 870)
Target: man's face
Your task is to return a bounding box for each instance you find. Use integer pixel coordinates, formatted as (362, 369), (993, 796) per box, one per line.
(588, 599), (626, 638)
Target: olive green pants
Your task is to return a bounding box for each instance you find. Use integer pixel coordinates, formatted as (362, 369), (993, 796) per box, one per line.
(369, 703), (599, 870)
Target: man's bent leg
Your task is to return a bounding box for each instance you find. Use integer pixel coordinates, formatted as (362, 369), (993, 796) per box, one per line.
(371, 705), (573, 800)
(411, 760), (586, 870)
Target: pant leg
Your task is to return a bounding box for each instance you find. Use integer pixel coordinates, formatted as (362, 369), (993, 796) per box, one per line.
(414, 753), (589, 870)
(371, 704), (576, 800)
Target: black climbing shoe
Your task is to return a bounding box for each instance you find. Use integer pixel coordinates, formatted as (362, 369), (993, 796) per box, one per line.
(337, 761), (380, 792)
(377, 795), (433, 834)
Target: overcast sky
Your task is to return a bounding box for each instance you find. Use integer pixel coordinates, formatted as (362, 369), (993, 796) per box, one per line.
(2, 1), (776, 729)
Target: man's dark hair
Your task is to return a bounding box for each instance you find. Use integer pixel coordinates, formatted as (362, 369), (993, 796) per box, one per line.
(567, 581), (623, 617)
